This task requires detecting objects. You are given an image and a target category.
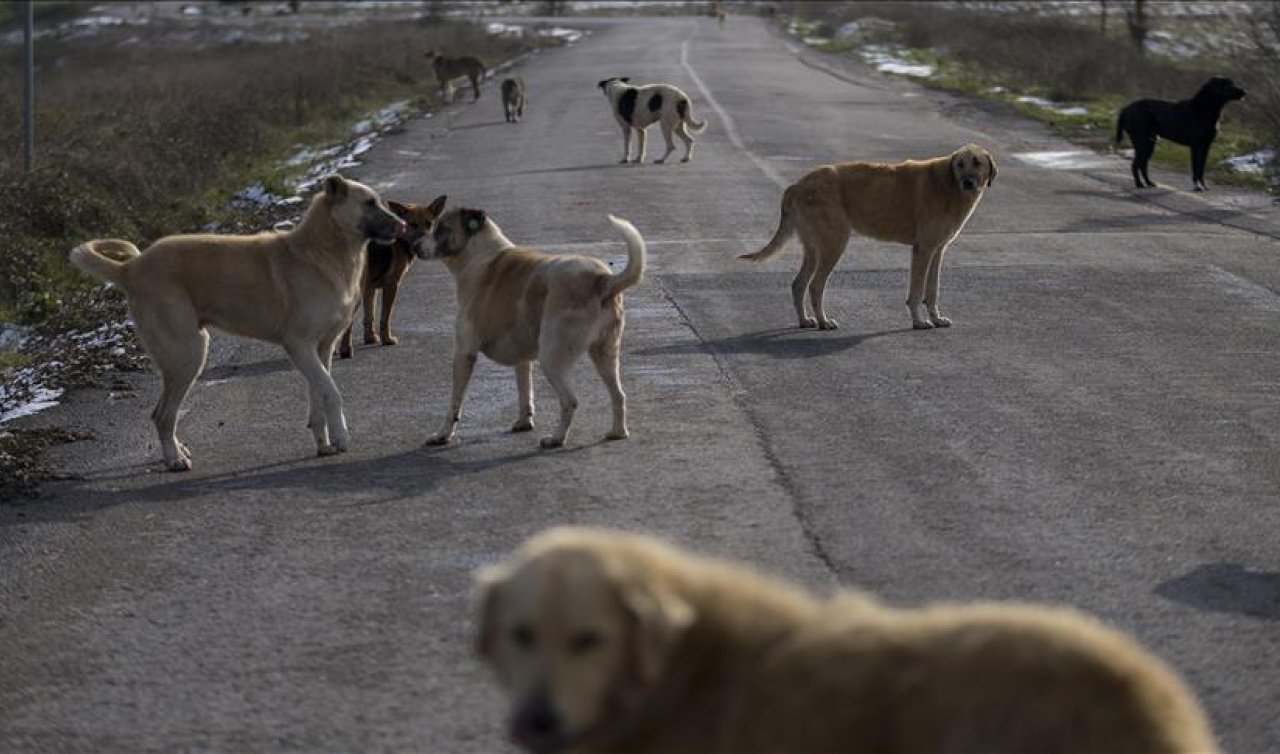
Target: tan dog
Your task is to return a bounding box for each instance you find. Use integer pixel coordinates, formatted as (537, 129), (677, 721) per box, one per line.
(597, 78), (707, 164)
(417, 209), (645, 448)
(425, 50), (485, 102)
(742, 144), (997, 331)
(502, 77), (526, 123)
(69, 176), (405, 471)
(339, 196), (447, 359)
(476, 527), (1218, 754)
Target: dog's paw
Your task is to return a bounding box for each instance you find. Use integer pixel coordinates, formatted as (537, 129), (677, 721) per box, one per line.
(930, 316), (953, 328)
(424, 434), (454, 447)
(381, 334), (398, 346)
(798, 317), (818, 329)
(605, 429), (629, 441)
(511, 417), (535, 433)
(317, 443), (341, 457)
(912, 320), (936, 330)
(654, 158), (666, 164)
(364, 333), (381, 346)
(619, 158), (631, 164)
(818, 319), (839, 331)
(680, 156), (691, 163)
(539, 436), (565, 449)
(165, 456), (193, 472)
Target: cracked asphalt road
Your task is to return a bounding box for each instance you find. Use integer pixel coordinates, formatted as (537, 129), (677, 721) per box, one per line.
(3, 15), (1279, 753)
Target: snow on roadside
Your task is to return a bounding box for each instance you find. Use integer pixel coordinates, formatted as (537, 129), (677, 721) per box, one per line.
(860, 45), (935, 78)
(1224, 149), (1275, 176)
(1014, 95), (1089, 117)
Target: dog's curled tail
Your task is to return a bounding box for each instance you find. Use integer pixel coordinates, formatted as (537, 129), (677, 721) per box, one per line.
(69, 239), (142, 287)
(604, 214), (646, 298)
(740, 185), (797, 262)
(677, 98), (707, 133)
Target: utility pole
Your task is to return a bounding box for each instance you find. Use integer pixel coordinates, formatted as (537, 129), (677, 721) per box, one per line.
(23, 0), (34, 173)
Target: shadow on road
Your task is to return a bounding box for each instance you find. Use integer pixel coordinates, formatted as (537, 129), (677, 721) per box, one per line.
(507, 163), (630, 177)
(202, 358), (294, 382)
(635, 326), (914, 360)
(451, 120), (509, 131)
(1154, 563), (1280, 621)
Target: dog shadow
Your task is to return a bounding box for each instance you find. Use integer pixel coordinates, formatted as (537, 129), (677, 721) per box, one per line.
(636, 326), (914, 360)
(201, 358), (295, 382)
(507, 163), (633, 177)
(451, 120), (509, 131)
(1154, 563), (1280, 621)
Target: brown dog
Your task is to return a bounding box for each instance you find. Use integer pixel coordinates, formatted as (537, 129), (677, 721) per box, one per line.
(70, 176), (404, 471)
(338, 196), (447, 359)
(415, 208), (645, 449)
(477, 527), (1218, 754)
(424, 50), (485, 102)
(742, 144), (996, 331)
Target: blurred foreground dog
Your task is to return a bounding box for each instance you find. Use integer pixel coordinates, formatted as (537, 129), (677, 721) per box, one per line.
(417, 209), (645, 448)
(1116, 76), (1246, 191)
(477, 527), (1218, 754)
(70, 176), (404, 471)
(425, 50), (485, 102)
(743, 144), (996, 330)
(339, 196), (447, 358)
(502, 77), (526, 123)
(597, 77), (707, 164)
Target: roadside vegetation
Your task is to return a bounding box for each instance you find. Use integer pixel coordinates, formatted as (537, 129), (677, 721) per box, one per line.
(780, 1), (1276, 192)
(0, 4), (562, 497)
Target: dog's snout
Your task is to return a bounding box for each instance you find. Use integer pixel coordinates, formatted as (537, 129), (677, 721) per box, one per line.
(961, 177), (978, 191)
(511, 693), (562, 751)
(393, 218), (408, 239)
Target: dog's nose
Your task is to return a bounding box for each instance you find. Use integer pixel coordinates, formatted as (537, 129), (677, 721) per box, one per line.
(393, 219), (408, 239)
(511, 693), (562, 750)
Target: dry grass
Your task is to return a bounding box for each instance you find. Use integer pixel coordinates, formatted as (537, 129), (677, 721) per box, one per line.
(0, 16), (538, 324)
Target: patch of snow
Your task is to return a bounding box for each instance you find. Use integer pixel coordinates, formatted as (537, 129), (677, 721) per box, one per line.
(1016, 95), (1089, 117)
(1224, 149), (1275, 175)
(1012, 150), (1119, 170)
(487, 22), (525, 37)
(0, 386), (63, 424)
(861, 46), (935, 78)
(538, 26), (585, 43)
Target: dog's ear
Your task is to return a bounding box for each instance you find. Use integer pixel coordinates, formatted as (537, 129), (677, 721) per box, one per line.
(985, 151), (998, 187)
(462, 208), (487, 234)
(427, 195), (448, 218)
(387, 200), (411, 219)
(598, 78), (612, 90)
(620, 579), (693, 683)
(473, 565), (508, 660)
(323, 175), (348, 197)
(620, 76), (631, 83)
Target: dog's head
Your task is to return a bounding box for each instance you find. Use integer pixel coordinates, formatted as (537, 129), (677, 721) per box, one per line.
(320, 175), (407, 244)
(597, 76), (631, 92)
(1197, 76), (1246, 106)
(421, 206), (491, 260)
(380, 195), (447, 257)
(476, 528), (694, 754)
(949, 144), (997, 194)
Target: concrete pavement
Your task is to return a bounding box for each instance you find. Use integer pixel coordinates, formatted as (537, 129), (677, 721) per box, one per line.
(2, 15), (1278, 752)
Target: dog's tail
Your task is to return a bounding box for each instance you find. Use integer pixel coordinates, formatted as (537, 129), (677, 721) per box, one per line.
(1114, 112), (1126, 147)
(69, 239), (142, 287)
(740, 185), (797, 262)
(677, 98), (707, 133)
(604, 214), (646, 298)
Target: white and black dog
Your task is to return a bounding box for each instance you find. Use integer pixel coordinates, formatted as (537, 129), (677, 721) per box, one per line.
(597, 77), (708, 164)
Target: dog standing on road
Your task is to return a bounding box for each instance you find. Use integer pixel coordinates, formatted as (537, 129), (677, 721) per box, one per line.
(339, 196), (447, 359)
(1115, 76), (1246, 191)
(70, 176), (405, 471)
(416, 208), (645, 449)
(743, 144), (996, 331)
(425, 50), (485, 102)
(598, 77), (707, 164)
(476, 527), (1219, 754)
(501, 77), (526, 123)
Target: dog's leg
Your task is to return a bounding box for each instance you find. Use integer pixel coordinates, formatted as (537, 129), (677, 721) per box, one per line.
(363, 287), (381, 346)
(808, 245), (847, 331)
(676, 120), (694, 163)
(634, 127), (647, 163)
(1135, 139), (1157, 188)
(146, 321), (208, 472)
(512, 361), (535, 432)
(339, 321), (355, 359)
(471, 74), (481, 102)
(379, 282), (400, 345)
(537, 330), (582, 449)
(924, 244), (952, 328)
(907, 243), (935, 329)
(1191, 143), (1209, 191)
(655, 121), (676, 164)
(286, 339), (347, 455)
(590, 334), (628, 440)
(426, 350), (477, 446)
(792, 246), (819, 328)
(620, 125), (633, 164)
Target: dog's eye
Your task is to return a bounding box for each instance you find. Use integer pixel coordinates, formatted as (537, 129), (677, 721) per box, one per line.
(568, 631), (602, 655)
(511, 624), (536, 651)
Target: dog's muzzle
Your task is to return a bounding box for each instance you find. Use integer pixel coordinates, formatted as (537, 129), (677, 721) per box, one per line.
(509, 692), (566, 754)
(960, 177), (979, 192)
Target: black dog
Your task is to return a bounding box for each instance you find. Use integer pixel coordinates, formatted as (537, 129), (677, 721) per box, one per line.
(1115, 76), (1246, 191)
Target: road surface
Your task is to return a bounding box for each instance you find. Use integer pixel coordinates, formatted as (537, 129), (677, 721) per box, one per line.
(3, 15), (1278, 753)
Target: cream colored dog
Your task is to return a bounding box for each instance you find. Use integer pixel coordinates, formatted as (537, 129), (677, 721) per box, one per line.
(743, 144), (997, 330)
(69, 176), (406, 471)
(477, 527), (1218, 754)
(597, 78), (707, 164)
(416, 208), (645, 448)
